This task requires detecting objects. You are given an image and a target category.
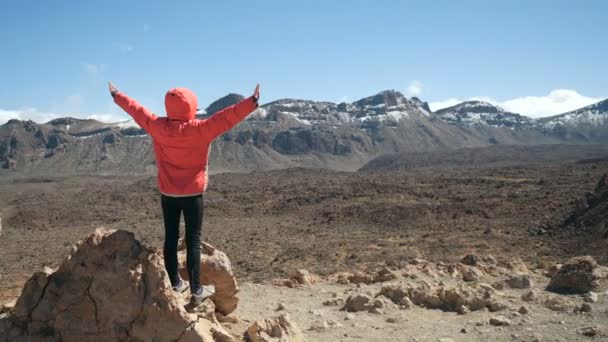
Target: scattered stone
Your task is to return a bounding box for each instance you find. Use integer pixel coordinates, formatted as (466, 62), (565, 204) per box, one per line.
(369, 307), (383, 315)
(292, 269), (318, 286)
(460, 328), (468, 334)
(374, 267), (399, 282)
(386, 317), (398, 324)
(518, 306), (529, 315)
(245, 313), (304, 342)
(456, 305), (470, 315)
(409, 258), (427, 265)
(584, 291), (599, 303)
(479, 283), (497, 293)
(371, 298), (386, 309)
(522, 290), (539, 302)
(461, 254), (480, 266)
(276, 303), (286, 311)
(344, 313), (355, 321)
(543, 295), (576, 312)
(579, 303), (592, 313)
(400, 296), (413, 309)
(547, 256), (600, 293)
(577, 326), (605, 337)
(462, 267), (483, 282)
(491, 281), (505, 290)
(322, 298), (345, 307)
(489, 316), (511, 326)
(342, 294), (373, 312)
(505, 273), (533, 289)
(438, 338), (454, 342)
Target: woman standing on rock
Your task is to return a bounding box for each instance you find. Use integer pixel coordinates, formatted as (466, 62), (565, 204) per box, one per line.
(109, 82), (260, 305)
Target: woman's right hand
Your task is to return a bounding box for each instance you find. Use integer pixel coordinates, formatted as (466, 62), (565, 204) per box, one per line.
(109, 82), (119, 98)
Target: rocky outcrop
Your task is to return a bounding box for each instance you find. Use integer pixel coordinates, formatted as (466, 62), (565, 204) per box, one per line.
(1, 229), (235, 342)
(178, 241), (239, 316)
(244, 313), (304, 342)
(376, 281), (507, 313)
(547, 256), (602, 293)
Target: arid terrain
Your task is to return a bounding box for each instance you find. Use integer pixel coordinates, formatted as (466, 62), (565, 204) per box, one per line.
(1, 156), (608, 341)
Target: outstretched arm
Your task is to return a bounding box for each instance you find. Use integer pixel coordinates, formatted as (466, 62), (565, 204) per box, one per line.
(198, 84), (260, 141)
(109, 82), (158, 133)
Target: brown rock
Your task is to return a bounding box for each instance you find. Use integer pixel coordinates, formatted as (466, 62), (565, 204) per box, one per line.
(489, 316), (511, 326)
(342, 294), (373, 312)
(462, 267), (483, 282)
(461, 254), (480, 266)
(505, 273), (533, 289)
(13, 267), (53, 319)
(178, 241), (240, 315)
(547, 256), (601, 293)
(521, 290), (539, 302)
(374, 268), (398, 282)
(543, 295), (576, 312)
(7, 229), (230, 341)
(245, 313), (304, 342)
(292, 269), (318, 286)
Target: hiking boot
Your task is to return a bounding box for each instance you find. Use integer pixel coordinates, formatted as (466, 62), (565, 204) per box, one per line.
(190, 285), (216, 306)
(172, 280), (189, 293)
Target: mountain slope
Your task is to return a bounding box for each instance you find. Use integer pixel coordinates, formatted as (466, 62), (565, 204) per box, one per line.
(434, 101), (536, 129)
(0, 91), (604, 176)
(538, 99), (608, 142)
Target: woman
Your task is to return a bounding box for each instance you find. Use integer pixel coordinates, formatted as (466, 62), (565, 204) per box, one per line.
(109, 82), (260, 305)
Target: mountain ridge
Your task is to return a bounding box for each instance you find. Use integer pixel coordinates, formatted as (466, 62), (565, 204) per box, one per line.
(1, 90), (606, 175)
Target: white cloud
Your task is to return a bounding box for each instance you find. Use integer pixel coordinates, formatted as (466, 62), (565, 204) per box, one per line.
(0, 109), (22, 124)
(86, 113), (129, 123)
(430, 89), (604, 118)
(428, 98), (461, 111)
(0, 108), (65, 124)
(500, 90), (602, 118)
(406, 80), (423, 97)
(0, 108), (129, 125)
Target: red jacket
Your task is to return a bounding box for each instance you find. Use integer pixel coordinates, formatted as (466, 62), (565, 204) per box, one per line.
(114, 88), (258, 196)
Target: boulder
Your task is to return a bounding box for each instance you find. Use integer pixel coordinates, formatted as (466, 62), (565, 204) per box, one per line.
(461, 254), (480, 266)
(292, 269), (317, 286)
(342, 294), (373, 312)
(547, 256), (601, 293)
(543, 295), (576, 312)
(178, 241), (239, 315)
(462, 267), (483, 282)
(6, 228), (233, 341)
(505, 273), (533, 289)
(244, 313), (304, 342)
(489, 316), (511, 326)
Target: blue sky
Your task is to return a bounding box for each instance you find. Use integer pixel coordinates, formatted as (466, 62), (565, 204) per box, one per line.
(0, 0), (606, 123)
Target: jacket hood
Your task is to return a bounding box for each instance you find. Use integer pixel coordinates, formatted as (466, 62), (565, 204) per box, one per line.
(165, 88), (198, 121)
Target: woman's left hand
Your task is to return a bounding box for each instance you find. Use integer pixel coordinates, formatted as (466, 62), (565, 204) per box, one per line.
(252, 84), (260, 101)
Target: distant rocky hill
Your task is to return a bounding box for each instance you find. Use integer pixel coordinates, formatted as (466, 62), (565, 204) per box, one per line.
(0, 90), (606, 176)
(435, 101), (536, 129)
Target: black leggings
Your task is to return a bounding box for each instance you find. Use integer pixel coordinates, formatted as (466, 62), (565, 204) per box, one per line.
(161, 194), (203, 292)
